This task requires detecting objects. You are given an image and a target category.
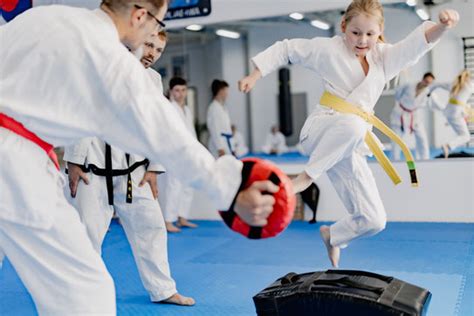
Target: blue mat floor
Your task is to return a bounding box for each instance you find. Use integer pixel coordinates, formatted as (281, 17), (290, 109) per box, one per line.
(245, 146), (474, 164)
(1, 221), (473, 315)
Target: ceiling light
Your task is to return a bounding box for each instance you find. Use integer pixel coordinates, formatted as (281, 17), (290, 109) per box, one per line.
(416, 8), (429, 21)
(289, 12), (304, 21)
(186, 24), (203, 31)
(215, 29), (241, 39)
(310, 19), (331, 30)
(406, 0), (417, 7)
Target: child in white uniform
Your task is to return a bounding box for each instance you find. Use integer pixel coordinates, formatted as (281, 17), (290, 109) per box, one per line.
(231, 125), (249, 157)
(262, 125), (289, 155)
(239, 0), (459, 267)
(429, 69), (473, 157)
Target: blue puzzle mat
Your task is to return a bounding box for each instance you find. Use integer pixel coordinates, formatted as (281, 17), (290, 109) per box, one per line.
(1, 221), (473, 315)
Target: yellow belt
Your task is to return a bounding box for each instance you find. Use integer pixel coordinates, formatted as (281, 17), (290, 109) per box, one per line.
(449, 98), (466, 106)
(319, 91), (418, 187)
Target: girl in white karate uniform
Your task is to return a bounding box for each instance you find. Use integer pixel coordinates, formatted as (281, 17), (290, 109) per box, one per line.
(240, 0), (459, 267)
(429, 69), (473, 157)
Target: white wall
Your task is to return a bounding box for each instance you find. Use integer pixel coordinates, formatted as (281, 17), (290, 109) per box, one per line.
(221, 38), (249, 142)
(189, 159), (474, 223)
(153, 37), (223, 124)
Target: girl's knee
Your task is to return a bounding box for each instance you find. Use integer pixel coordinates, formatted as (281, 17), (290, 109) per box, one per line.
(368, 215), (386, 233)
(357, 212), (386, 235)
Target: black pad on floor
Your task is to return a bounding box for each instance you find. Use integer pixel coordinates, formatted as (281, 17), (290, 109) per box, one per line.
(253, 270), (431, 316)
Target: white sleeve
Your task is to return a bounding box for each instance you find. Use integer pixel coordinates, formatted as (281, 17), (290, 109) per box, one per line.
(63, 137), (93, 165)
(147, 162), (166, 173)
(156, 79), (164, 94)
(381, 21), (439, 81)
(251, 37), (327, 78)
(148, 69), (164, 94)
(98, 52), (242, 210)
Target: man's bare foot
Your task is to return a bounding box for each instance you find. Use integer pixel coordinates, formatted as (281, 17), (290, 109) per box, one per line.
(320, 225), (340, 268)
(160, 293), (195, 306)
(442, 144), (450, 159)
(178, 218), (198, 228)
(166, 222), (181, 233)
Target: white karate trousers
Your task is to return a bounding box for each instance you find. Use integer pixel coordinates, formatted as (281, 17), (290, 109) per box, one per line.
(158, 173), (194, 223)
(300, 113), (387, 248)
(72, 168), (177, 301)
(0, 128), (115, 315)
(444, 104), (470, 150)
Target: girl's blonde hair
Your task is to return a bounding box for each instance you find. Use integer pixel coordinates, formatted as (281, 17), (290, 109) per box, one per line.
(344, 0), (386, 43)
(450, 69), (471, 97)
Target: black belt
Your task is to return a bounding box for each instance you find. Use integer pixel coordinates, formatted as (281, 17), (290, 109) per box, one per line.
(68, 144), (149, 205)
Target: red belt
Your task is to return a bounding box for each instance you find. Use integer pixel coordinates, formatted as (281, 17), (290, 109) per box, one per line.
(398, 103), (415, 134)
(0, 113), (60, 170)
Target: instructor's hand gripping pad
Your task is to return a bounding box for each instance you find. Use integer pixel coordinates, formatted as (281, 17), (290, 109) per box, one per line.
(219, 158), (296, 239)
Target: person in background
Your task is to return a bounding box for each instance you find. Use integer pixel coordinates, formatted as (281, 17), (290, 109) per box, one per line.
(159, 77), (199, 233)
(262, 125), (288, 155)
(207, 79), (233, 157)
(390, 72), (435, 160)
(231, 125), (249, 157)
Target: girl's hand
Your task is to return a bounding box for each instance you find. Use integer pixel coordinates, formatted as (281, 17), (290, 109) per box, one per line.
(438, 9), (459, 29)
(238, 68), (262, 93)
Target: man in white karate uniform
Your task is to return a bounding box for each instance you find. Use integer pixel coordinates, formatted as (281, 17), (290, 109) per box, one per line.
(0, 1), (277, 314)
(65, 31), (194, 306)
(158, 77), (199, 232)
(207, 79), (234, 157)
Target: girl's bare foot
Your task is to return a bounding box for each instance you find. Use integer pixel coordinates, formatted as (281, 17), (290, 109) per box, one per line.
(160, 293), (195, 306)
(320, 225), (340, 268)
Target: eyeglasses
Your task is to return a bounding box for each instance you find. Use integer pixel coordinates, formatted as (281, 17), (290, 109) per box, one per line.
(134, 4), (166, 31)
